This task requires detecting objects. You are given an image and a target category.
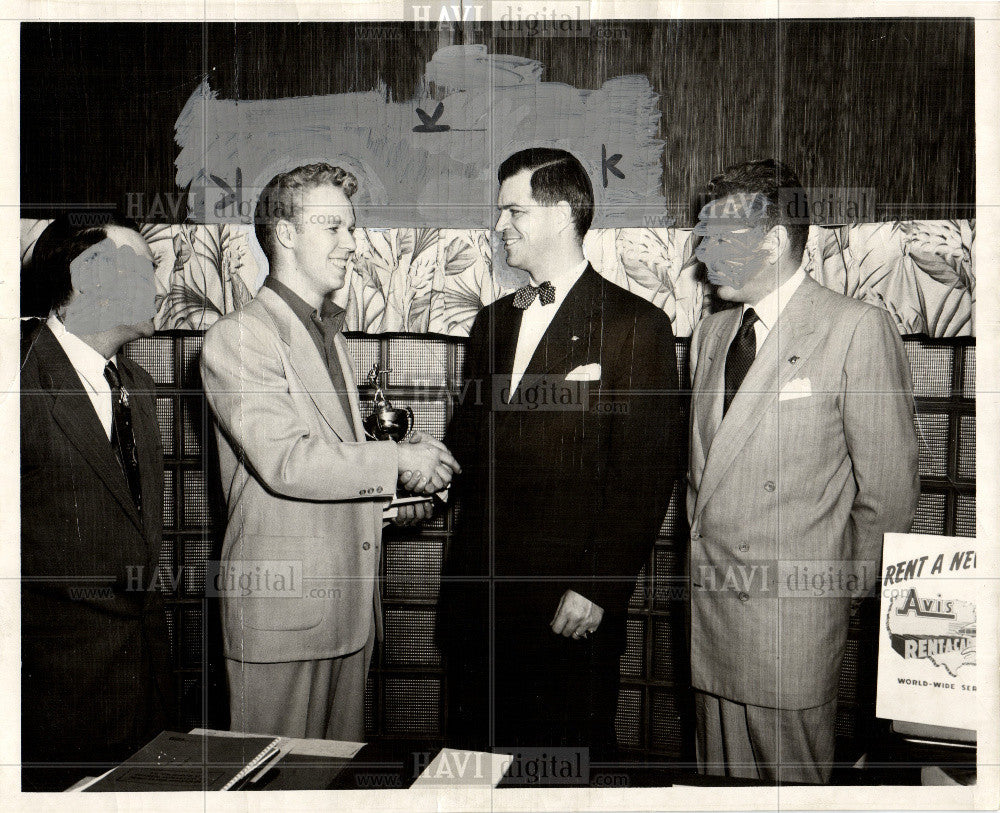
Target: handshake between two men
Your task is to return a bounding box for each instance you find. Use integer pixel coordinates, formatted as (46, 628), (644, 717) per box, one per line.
(392, 431), (461, 526)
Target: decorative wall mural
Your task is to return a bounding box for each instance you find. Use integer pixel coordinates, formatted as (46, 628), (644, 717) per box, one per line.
(805, 221), (976, 336)
(20, 219), (976, 338)
(173, 44), (667, 230)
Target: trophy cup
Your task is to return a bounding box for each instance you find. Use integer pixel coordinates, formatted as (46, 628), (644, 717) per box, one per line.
(363, 363), (414, 442)
(364, 363), (433, 521)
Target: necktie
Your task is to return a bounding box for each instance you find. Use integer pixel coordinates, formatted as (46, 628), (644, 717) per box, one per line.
(512, 280), (556, 309)
(310, 310), (355, 430)
(723, 307), (759, 416)
(104, 361), (143, 515)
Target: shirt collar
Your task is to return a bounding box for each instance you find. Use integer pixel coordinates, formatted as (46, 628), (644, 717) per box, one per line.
(47, 314), (115, 382)
(744, 262), (807, 331)
(534, 259), (589, 309)
(265, 276), (318, 323)
(317, 297), (347, 334)
(265, 276), (347, 335)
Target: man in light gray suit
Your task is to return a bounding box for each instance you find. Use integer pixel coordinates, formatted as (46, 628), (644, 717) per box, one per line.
(201, 163), (458, 740)
(686, 159), (919, 783)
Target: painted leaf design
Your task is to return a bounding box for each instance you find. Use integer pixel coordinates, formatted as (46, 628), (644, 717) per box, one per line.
(443, 235), (478, 275)
(671, 229), (707, 337)
(230, 273), (252, 308)
(808, 226), (852, 296)
(401, 252), (436, 333)
(434, 270), (486, 335)
(852, 222), (904, 299)
(900, 220), (973, 290)
(868, 290), (927, 336)
(344, 265), (387, 333)
(411, 227), (440, 261)
(616, 228), (676, 297)
(155, 282), (223, 330)
(172, 232), (193, 267)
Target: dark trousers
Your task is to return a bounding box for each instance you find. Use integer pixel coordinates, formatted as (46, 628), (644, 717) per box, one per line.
(444, 607), (623, 760)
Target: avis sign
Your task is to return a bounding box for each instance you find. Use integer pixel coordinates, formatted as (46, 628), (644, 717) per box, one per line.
(876, 533), (978, 732)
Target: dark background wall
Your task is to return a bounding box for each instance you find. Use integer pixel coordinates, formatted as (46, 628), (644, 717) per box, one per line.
(21, 19), (974, 225)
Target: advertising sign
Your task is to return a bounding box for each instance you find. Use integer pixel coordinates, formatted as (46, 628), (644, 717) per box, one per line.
(876, 533), (978, 732)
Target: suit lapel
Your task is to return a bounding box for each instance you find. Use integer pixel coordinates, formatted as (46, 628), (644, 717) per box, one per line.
(334, 334), (362, 442)
(119, 360), (162, 545)
(693, 277), (825, 520)
(32, 326), (145, 533)
(492, 299), (522, 394)
(694, 311), (741, 458)
(258, 287), (356, 443)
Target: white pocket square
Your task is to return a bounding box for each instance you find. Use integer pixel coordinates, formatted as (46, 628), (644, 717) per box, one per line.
(778, 377), (812, 401)
(565, 363), (602, 382)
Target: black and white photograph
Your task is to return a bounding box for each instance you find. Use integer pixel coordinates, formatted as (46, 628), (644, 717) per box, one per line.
(2, 2), (997, 809)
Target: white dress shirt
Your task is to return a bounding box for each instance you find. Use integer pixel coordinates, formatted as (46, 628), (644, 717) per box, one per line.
(47, 315), (116, 440)
(743, 264), (807, 353)
(509, 259), (589, 399)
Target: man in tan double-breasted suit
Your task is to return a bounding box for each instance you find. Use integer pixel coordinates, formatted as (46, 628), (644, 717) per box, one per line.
(686, 159), (919, 783)
(201, 163), (458, 741)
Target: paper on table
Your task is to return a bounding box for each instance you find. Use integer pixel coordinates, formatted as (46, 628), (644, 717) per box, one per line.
(188, 728), (365, 759)
(66, 768), (114, 792)
(410, 748), (513, 788)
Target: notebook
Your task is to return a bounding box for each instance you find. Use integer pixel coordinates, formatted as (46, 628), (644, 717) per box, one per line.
(84, 731), (281, 792)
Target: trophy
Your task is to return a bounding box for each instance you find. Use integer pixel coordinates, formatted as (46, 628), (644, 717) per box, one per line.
(363, 363), (414, 442)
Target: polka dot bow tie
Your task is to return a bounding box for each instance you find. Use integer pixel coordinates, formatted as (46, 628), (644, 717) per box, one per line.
(512, 280), (556, 309)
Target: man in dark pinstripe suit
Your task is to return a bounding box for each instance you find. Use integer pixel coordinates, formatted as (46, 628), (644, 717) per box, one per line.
(20, 213), (175, 791)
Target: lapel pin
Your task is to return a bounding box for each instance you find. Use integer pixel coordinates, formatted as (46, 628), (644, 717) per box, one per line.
(788, 356), (799, 364)
(571, 335), (579, 342)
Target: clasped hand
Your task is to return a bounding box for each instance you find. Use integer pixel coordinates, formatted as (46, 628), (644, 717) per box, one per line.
(393, 431), (460, 526)
(551, 589), (603, 639)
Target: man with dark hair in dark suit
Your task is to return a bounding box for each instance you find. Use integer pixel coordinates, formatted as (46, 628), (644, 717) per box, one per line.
(20, 213), (175, 790)
(436, 148), (682, 758)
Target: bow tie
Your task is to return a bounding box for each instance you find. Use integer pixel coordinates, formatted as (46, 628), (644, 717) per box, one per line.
(512, 280), (556, 310)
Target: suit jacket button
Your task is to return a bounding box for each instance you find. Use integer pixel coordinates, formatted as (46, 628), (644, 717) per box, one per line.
(376, 486), (383, 493)
(764, 481), (775, 492)
(359, 489), (365, 495)
(363, 542), (371, 551)
(738, 591), (750, 602)
(738, 543), (750, 553)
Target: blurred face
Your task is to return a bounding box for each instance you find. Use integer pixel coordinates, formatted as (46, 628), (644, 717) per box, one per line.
(63, 226), (157, 336)
(495, 169), (564, 276)
(694, 194), (771, 302)
(290, 184), (357, 296)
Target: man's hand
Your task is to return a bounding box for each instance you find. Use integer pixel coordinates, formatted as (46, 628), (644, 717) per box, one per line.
(391, 499), (433, 527)
(550, 590), (604, 640)
(397, 431), (461, 495)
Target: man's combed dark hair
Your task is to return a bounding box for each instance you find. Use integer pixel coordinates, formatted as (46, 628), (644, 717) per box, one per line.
(23, 211), (141, 318)
(703, 158), (810, 264)
(497, 148), (594, 240)
(254, 163), (359, 259)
